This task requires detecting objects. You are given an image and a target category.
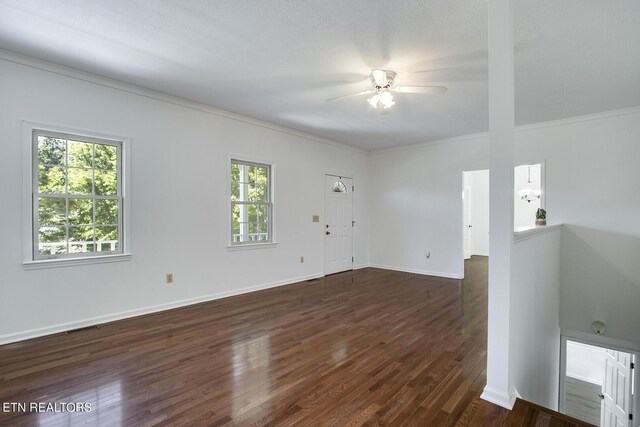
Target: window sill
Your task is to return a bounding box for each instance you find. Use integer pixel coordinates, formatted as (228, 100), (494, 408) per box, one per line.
(23, 253), (132, 270)
(227, 242), (277, 251)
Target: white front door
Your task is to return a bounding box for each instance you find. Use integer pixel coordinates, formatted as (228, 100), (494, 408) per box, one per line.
(463, 187), (471, 260)
(324, 175), (353, 275)
(601, 349), (633, 427)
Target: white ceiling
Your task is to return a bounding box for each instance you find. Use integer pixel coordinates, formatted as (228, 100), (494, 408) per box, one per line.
(1, 0), (639, 151)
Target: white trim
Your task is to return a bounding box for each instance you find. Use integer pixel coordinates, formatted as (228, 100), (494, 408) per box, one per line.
(516, 105), (640, 133)
(0, 272), (323, 346)
(226, 243), (277, 251)
(372, 132), (489, 155)
(23, 253), (131, 270)
(22, 121), (132, 267)
(513, 223), (563, 243)
(368, 263), (463, 280)
(371, 105), (640, 155)
(0, 49), (366, 155)
(227, 155), (276, 248)
(480, 386), (517, 409)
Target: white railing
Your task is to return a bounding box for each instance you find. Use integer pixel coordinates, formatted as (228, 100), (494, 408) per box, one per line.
(232, 233), (268, 243)
(40, 240), (118, 253)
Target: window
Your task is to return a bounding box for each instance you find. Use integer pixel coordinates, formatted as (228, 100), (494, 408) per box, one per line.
(230, 159), (272, 245)
(332, 181), (348, 193)
(31, 129), (124, 261)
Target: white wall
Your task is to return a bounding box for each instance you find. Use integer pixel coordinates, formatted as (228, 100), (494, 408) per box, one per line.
(370, 108), (640, 340)
(369, 135), (489, 279)
(464, 169), (490, 256)
(516, 113), (640, 345)
(0, 56), (370, 343)
(566, 340), (606, 385)
(509, 228), (562, 409)
(370, 107), (640, 409)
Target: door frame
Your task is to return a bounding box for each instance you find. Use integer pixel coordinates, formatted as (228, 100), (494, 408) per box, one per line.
(323, 172), (355, 276)
(559, 331), (639, 425)
(460, 169), (490, 279)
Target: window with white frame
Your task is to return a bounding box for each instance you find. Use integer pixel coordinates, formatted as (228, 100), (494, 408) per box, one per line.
(230, 159), (272, 245)
(31, 130), (124, 260)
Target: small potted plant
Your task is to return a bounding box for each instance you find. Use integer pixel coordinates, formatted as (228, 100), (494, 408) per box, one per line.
(536, 208), (546, 226)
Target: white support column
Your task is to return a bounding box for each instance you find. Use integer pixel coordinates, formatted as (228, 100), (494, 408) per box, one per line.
(481, 0), (516, 409)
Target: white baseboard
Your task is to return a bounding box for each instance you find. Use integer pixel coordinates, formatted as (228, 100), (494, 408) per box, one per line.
(353, 264), (369, 270)
(0, 272), (324, 346)
(481, 386), (517, 410)
(368, 263), (462, 279)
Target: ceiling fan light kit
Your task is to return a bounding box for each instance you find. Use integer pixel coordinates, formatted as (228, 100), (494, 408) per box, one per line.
(327, 69), (448, 113)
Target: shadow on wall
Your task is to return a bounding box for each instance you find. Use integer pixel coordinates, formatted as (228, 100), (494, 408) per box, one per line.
(560, 225), (640, 344)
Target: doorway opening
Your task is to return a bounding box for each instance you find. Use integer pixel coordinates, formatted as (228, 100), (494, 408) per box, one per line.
(461, 169), (489, 278)
(324, 174), (353, 275)
(560, 338), (638, 426)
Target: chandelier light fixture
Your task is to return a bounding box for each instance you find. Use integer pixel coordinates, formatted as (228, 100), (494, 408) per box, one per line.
(518, 165), (541, 203)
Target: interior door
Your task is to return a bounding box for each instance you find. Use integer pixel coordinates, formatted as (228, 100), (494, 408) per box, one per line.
(463, 187), (471, 259)
(601, 349), (632, 427)
(324, 175), (353, 275)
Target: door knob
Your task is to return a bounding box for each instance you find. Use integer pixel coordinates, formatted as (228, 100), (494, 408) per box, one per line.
(598, 394), (605, 400)
(326, 231), (330, 235)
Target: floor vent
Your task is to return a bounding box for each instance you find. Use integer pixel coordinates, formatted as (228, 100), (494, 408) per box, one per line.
(64, 325), (100, 335)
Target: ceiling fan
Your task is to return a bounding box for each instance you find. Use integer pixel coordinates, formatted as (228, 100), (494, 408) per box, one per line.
(327, 69), (448, 112)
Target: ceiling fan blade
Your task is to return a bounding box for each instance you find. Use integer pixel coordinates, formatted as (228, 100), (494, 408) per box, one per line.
(393, 85), (448, 94)
(326, 90), (375, 101)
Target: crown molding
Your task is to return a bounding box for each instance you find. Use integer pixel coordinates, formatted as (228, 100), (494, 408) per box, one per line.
(371, 131), (489, 155)
(0, 48), (367, 155)
(372, 104), (640, 155)
(514, 105), (640, 133)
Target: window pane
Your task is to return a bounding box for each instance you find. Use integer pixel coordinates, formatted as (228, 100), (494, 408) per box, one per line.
(332, 181), (347, 193)
(69, 226), (95, 253)
(94, 144), (117, 170)
(257, 205), (269, 240)
(38, 226), (66, 255)
(231, 163), (240, 200)
(67, 168), (93, 195)
(68, 198), (93, 225)
(38, 165), (66, 194)
(95, 170), (118, 196)
(38, 197), (66, 226)
(67, 140), (93, 168)
(96, 225), (118, 251)
(38, 136), (66, 165)
(95, 199), (118, 225)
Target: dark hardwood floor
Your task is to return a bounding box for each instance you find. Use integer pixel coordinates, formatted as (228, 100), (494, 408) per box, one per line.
(0, 257), (590, 426)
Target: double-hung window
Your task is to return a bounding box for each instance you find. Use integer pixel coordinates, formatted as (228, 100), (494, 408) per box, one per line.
(30, 129), (125, 261)
(230, 159), (273, 245)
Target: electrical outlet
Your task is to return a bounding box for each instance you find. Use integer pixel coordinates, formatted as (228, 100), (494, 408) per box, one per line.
(300, 256), (304, 263)
(166, 273), (174, 284)
(426, 251), (431, 259)
(312, 215), (320, 223)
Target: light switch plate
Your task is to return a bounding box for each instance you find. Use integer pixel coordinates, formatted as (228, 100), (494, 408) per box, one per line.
(312, 215), (320, 222)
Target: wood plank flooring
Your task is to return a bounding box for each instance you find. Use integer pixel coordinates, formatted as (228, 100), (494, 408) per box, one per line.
(0, 257), (590, 426)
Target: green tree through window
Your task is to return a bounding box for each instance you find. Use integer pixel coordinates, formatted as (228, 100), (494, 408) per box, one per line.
(231, 160), (271, 244)
(34, 132), (122, 259)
